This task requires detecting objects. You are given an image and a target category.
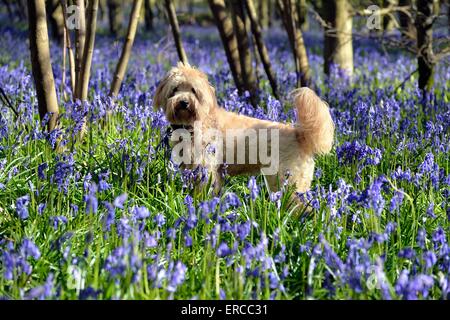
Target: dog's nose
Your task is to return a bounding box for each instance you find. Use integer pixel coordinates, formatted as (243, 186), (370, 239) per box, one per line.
(179, 100), (189, 109)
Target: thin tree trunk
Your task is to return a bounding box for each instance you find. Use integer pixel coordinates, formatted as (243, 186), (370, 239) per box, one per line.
(61, 23), (67, 100)
(277, 0), (311, 87)
(164, 0), (188, 64)
(75, 0), (86, 99)
(145, 0), (154, 31)
(46, 0), (65, 43)
(99, 0), (107, 22)
(110, 0), (143, 97)
(230, 0), (256, 96)
(297, 0), (308, 30)
(107, 0), (122, 36)
(60, 0), (76, 95)
(208, 0), (244, 93)
(245, 0), (278, 98)
(28, 0), (59, 132)
(259, 0), (269, 29)
(323, 0), (353, 77)
(79, 0), (99, 101)
(416, 0), (437, 91)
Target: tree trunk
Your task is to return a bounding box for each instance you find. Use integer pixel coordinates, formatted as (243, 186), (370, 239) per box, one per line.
(145, 0), (154, 31)
(110, 0), (143, 97)
(208, 0), (244, 93)
(297, 0), (308, 30)
(416, 0), (437, 91)
(75, 0), (86, 99)
(323, 0), (353, 77)
(277, 0), (311, 87)
(79, 0), (99, 101)
(99, 0), (107, 22)
(107, 0), (122, 36)
(28, 0), (59, 132)
(230, 0), (256, 96)
(245, 0), (278, 98)
(60, 0), (76, 95)
(46, 0), (65, 43)
(164, 0), (188, 64)
(259, 0), (270, 29)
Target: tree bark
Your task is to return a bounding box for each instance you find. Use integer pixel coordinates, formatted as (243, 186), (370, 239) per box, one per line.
(110, 0), (143, 97)
(46, 0), (65, 43)
(297, 0), (308, 30)
(28, 0), (59, 132)
(208, 0), (244, 93)
(60, 0), (76, 95)
(75, 0), (86, 99)
(145, 0), (154, 31)
(107, 0), (122, 36)
(230, 0), (256, 96)
(416, 0), (437, 91)
(245, 0), (278, 98)
(323, 0), (353, 77)
(79, 0), (99, 101)
(164, 0), (189, 64)
(277, 0), (311, 87)
(258, 0), (270, 29)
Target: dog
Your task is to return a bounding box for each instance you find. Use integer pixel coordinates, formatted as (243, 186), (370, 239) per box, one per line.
(153, 62), (334, 208)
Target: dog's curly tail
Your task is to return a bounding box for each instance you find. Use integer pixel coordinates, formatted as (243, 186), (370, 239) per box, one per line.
(291, 87), (335, 155)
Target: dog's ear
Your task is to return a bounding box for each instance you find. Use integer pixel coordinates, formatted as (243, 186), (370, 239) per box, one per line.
(153, 76), (169, 111)
(208, 84), (219, 109)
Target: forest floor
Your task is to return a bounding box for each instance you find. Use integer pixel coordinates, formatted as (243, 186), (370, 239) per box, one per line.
(0, 21), (449, 299)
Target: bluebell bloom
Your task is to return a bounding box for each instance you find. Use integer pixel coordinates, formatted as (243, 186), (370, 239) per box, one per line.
(248, 177), (260, 200)
(16, 195), (30, 219)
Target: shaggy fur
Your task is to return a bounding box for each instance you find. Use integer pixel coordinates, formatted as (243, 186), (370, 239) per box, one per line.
(153, 62), (334, 208)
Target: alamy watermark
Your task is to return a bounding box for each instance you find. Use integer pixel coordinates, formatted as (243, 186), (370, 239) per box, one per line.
(366, 5), (382, 30)
(65, 5), (81, 30)
(170, 121), (280, 175)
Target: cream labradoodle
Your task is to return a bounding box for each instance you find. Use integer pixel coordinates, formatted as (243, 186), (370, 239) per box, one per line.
(153, 63), (334, 208)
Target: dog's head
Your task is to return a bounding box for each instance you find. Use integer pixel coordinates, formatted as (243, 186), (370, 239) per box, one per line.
(153, 62), (217, 125)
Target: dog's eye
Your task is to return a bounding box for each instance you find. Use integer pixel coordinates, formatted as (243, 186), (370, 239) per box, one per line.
(171, 87), (178, 97)
(191, 88), (196, 95)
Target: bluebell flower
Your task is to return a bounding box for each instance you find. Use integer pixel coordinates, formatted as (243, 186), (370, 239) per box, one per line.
(133, 206), (150, 220)
(167, 261), (187, 293)
(16, 195), (30, 219)
(113, 193), (127, 209)
(24, 273), (54, 300)
(154, 213), (166, 227)
(248, 177), (259, 200)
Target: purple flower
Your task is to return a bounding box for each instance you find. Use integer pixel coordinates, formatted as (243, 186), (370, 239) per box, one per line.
(167, 261), (187, 293)
(133, 206), (150, 220)
(236, 221), (251, 241)
(21, 239), (41, 260)
(423, 251), (437, 269)
(113, 193), (128, 209)
(154, 213), (166, 227)
(389, 191), (404, 211)
(38, 203), (46, 215)
(50, 216), (68, 230)
(217, 242), (232, 257)
(16, 195), (30, 219)
(38, 163), (48, 180)
(426, 202), (436, 218)
(248, 177), (260, 200)
(24, 273), (54, 300)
